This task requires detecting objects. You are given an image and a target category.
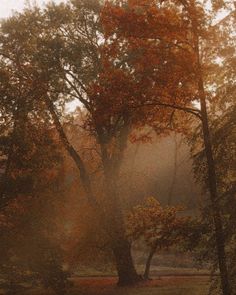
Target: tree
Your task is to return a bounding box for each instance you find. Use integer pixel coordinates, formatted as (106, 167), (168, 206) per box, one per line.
(0, 123), (70, 294)
(0, 0), (204, 285)
(126, 197), (191, 280)
(183, 2), (235, 294)
(101, 1), (235, 293)
(0, 2), (141, 284)
(0, 35), (69, 293)
(190, 6), (236, 293)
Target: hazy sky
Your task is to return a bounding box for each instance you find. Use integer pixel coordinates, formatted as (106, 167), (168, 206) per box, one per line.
(0, 0), (64, 19)
(1, 0), (229, 20)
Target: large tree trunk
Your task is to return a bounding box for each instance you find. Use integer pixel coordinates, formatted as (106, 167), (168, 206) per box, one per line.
(109, 212), (141, 286)
(103, 196), (141, 286)
(104, 173), (141, 286)
(107, 202), (141, 286)
(112, 237), (141, 286)
(47, 100), (140, 286)
(100, 128), (141, 286)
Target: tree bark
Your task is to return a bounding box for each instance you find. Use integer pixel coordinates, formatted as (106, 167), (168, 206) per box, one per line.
(143, 241), (158, 280)
(168, 132), (179, 206)
(102, 166), (141, 286)
(112, 237), (141, 286)
(47, 99), (140, 285)
(199, 77), (231, 295)
(99, 121), (141, 285)
(183, 2), (231, 292)
(0, 100), (28, 208)
(192, 18), (231, 295)
(45, 95), (96, 205)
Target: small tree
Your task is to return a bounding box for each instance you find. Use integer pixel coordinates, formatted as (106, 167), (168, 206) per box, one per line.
(126, 197), (191, 280)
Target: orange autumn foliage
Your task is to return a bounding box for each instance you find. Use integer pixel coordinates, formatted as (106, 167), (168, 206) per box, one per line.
(126, 197), (191, 248)
(84, 0), (198, 142)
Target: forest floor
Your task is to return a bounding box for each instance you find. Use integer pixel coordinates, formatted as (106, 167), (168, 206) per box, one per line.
(71, 276), (209, 295)
(27, 276), (210, 295)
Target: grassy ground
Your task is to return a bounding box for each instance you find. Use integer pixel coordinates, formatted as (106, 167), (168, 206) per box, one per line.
(76, 266), (210, 277)
(26, 276), (210, 295)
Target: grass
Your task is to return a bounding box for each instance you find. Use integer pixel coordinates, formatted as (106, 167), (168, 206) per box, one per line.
(25, 276), (210, 295)
(75, 266), (210, 277)
(75, 277), (209, 295)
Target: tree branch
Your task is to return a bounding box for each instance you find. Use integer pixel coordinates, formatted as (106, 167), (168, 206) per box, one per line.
(133, 101), (202, 120)
(44, 95), (96, 205)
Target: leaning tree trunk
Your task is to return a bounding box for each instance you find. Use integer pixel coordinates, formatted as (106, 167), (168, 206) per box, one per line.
(189, 4), (231, 293)
(143, 241), (158, 280)
(199, 77), (231, 295)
